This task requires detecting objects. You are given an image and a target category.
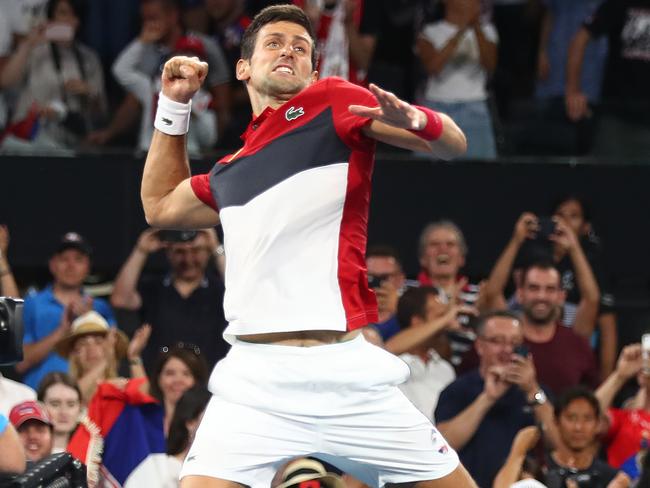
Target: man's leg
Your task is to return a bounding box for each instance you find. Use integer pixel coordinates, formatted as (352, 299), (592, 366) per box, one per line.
(181, 476), (248, 488)
(416, 465), (477, 488)
(387, 465), (478, 488)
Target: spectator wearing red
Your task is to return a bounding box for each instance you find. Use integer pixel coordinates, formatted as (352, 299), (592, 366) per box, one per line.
(9, 400), (54, 464)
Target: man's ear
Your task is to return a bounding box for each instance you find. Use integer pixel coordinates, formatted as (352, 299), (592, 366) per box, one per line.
(310, 70), (319, 84)
(236, 59), (250, 81)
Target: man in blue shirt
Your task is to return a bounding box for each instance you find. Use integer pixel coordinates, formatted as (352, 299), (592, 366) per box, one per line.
(16, 233), (115, 389)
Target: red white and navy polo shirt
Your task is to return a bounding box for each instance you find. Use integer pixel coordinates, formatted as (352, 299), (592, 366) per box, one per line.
(191, 77), (380, 338)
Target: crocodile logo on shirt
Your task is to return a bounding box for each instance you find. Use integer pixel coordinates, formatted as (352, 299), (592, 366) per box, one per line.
(285, 106), (305, 121)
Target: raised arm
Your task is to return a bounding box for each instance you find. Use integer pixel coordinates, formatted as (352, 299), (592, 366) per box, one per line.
(0, 225), (19, 298)
(141, 56), (219, 229)
(483, 213), (537, 311)
(595, 344), (642, 412)
(351, 84), (467, 159)
(110, 229), (163, 310)
(551, 218), (600, 337)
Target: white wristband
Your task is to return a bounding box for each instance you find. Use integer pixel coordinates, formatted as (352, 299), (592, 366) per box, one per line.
(154, 92), (192, 136)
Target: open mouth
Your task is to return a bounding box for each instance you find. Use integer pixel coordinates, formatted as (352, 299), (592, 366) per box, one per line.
(273, 65), (294, 75)
(436, 254), (450, 265)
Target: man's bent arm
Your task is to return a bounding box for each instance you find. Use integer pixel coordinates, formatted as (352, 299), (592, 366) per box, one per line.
(364, 113), (467, 159)
(142, 131), (219, 229)
(437, 392), (494, 450)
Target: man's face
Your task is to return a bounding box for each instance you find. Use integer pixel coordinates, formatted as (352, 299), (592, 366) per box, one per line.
(555, 199), (588, 237)
(236, 21), (317, 99)
(166, 234), (211, 281)
(557, 398), (599, 452)
(141, 1), (177, 42)
(18, 420), (53, 462)
(475, 316), (523, 369)
(419, 227), (465, 281)
(366, 256), (405, 291)
(49, 249), (90, 289)
(517, 268), (565, 326)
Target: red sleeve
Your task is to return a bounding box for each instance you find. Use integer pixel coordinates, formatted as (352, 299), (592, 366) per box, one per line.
(190, 173), (218, 211)
(327, 77), (377, 150)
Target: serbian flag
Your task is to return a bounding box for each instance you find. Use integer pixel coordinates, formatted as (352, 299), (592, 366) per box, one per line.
(68, 377), (171, 487)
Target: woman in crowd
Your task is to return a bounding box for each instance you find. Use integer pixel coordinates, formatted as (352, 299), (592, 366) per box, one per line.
(36, 372), (82, 453)
(54, 310), (150, 404)
(596, 343), (648, 484)
(149, 344), (209, 437)
(0, 0), (106, 152)
(166, 386), (211, 484)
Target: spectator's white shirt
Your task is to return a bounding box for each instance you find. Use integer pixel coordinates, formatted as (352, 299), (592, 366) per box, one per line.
(421, 21), (498, 103)
(398, 349), (455, 422)
(0, 0), (48, 36)
(0, 375), (37, 416)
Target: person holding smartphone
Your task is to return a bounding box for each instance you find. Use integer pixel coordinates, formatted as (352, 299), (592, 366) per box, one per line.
(0, 0), (107, 152)
(435, 311), (559, 488)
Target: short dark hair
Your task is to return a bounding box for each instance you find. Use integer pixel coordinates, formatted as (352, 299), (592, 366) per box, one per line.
(167, 386), (211, 455)
(520, 260), (560, 287)
(551, 193), (592, 223)
(366, 244), (402, 262)
(150, 345), (209, 402)
(37, 372), (81, 403)
(475, 310), (522, 337)
(47, 0), (85, 20)
(396, 286), (439, 329)
(240, 4), (317, 68)
(554, 386), (600, 419)
(140, 0), (180, 11)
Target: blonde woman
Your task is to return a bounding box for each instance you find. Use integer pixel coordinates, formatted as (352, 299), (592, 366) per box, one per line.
(54, 311), (150, 404)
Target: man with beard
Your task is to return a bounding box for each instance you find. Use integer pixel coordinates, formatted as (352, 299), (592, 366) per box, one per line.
(435, 311), (559, 488)
(517, 262), (599, 396)
(110, 228), (228, 371)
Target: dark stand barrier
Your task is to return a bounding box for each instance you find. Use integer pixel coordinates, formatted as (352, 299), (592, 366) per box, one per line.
(1, 154), (649, 341)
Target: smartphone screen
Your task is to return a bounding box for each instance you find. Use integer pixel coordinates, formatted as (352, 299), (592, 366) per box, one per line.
(45, 22), (74, 42)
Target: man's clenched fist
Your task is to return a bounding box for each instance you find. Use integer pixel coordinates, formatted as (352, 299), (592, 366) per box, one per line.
(161, 56), (209, 104)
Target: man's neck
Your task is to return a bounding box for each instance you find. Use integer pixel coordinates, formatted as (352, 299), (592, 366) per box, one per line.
(249, 90), (296, 117)
(52, 283), (83, 304)
(552, 447), (594, 471)
(523, 320), (556, 343)
(173, 274), (204, 298)
(429, 274), (456, 291)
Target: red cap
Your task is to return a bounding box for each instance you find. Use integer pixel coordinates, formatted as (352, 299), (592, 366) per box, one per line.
(174, 35), (207, 60)
(9, 401), (53, 429)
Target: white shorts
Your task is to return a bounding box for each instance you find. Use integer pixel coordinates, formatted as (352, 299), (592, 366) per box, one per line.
(180, 334), (458, 488)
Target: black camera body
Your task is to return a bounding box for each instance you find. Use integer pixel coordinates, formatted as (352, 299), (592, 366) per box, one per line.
(546, 467), (601, 488)
(0, 297), (24, 365)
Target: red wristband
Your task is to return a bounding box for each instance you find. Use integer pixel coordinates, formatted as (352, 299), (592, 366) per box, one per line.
(408, 105), (443, 141)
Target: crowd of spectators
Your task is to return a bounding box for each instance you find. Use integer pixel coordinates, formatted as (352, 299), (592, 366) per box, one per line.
(2, 0), (649, 159)
(0, 0), (649, 486)
(0, 190), (649, 487)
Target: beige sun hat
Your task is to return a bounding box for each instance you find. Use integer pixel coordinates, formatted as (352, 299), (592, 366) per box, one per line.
(275, 458), (346, 488)
(54, 310), (129, 359)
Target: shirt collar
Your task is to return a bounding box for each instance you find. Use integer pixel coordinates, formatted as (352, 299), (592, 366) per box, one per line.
(240, 106), (276, 142)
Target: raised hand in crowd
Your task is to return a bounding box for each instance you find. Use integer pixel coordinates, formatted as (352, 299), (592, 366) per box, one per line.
(127, 323), (152, 381)
(0, 224), (19, 297)
(492, 426), (540, 488)
(596, 343), (643, 412)
(482, 212), (537, 310)
(504, 353), (539, 400)
(484, 365), (510, 402)
(385, 303), (475, 355)
(136, 228), (165, 256)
